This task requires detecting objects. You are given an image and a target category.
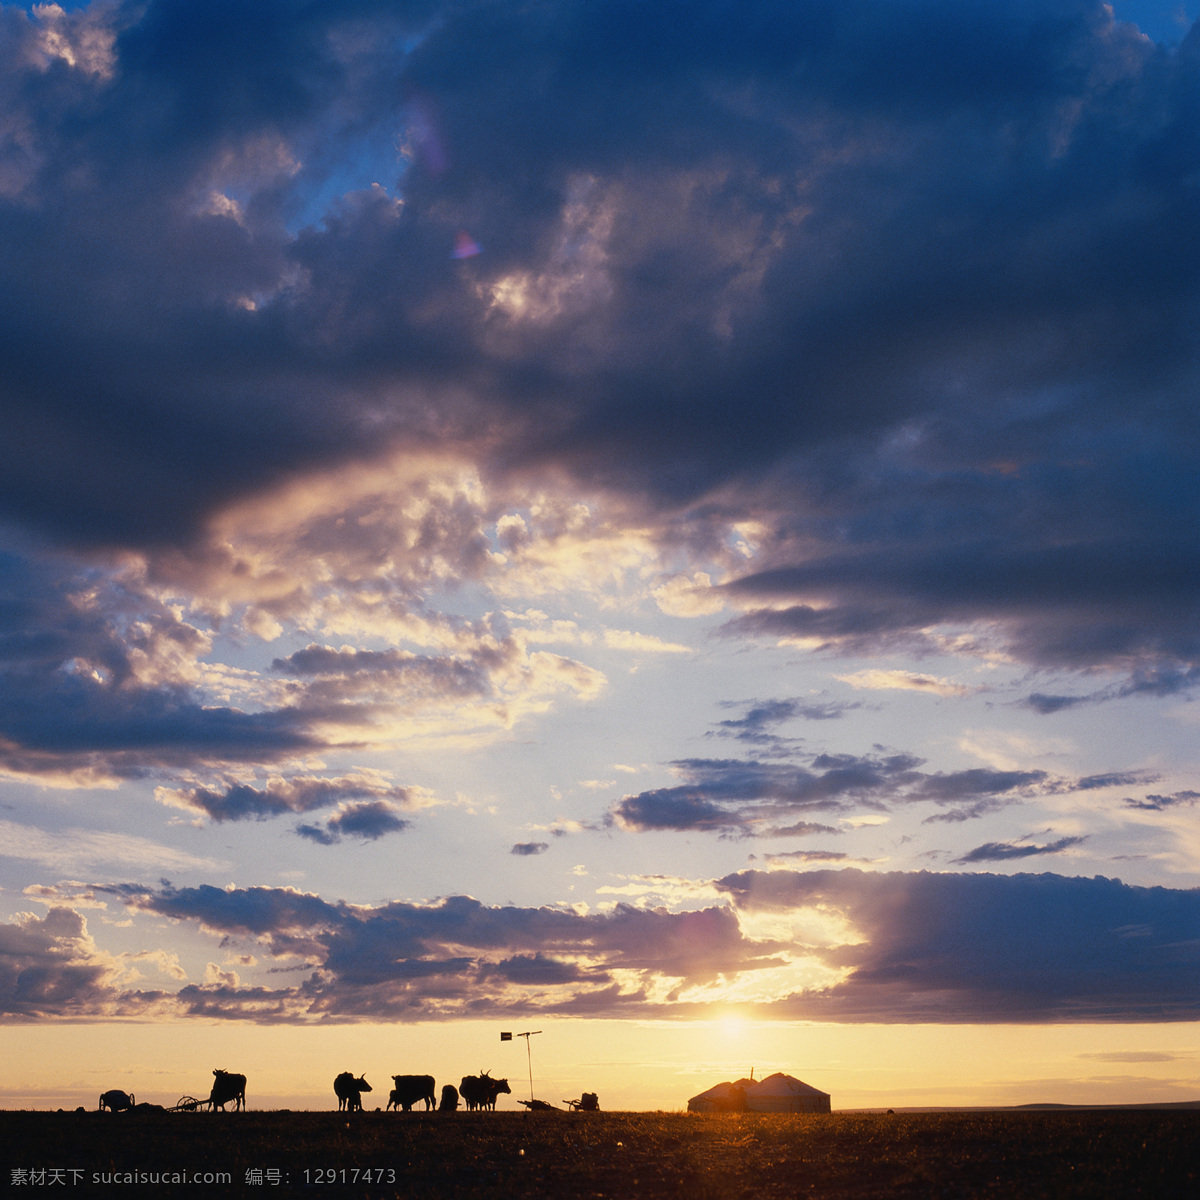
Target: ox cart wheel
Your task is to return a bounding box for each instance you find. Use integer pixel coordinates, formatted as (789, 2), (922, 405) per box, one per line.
(170, 1096), (210, 1112)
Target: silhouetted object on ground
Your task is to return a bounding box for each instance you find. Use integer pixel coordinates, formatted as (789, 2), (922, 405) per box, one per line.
(687, 1078), (751, 1112)
(518, 1099), (559, 1111)
(439, 1084), (459, 1112)
(209, 1069), (247, 1112)
(387, 1074), (436, 1111)
(687, 1072), (830, 1113)
(565, 1092), (599, 1111)
(131, 1102), (166, 1113)
(334, 1072), (372, 1112)
(460, 1071), (511, 1111)
(98, 1090), (134, 1112)
(170, 1096), (211, 1112)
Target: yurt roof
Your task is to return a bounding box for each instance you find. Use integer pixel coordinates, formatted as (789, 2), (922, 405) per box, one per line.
(691, 1078), (754, 1102)
(750, 1072), (829, 1098)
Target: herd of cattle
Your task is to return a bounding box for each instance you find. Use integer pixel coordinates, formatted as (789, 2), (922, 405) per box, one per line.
(334, 1071), (512, 1113)
(97, 1068), (515, 1114)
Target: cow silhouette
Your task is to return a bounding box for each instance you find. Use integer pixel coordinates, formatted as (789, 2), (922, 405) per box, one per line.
(209, 1069), (246, 1112)
(98, 1090), (134, 1112)
(387, 1075), (435, 1112)
(334, 1072), (372, 1112)
(460, 1071), (511, 1111)
(438, 1084), (459, 1112)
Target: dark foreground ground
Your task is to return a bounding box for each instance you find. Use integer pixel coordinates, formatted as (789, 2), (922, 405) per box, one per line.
(2, 1109), (1197, 1199)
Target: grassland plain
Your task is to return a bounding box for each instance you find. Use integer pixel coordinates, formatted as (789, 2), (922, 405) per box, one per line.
(2, 1109), (1197, 1199)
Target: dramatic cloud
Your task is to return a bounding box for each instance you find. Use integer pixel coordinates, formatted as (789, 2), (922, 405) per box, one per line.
(0, 545), (606, 789)
(0, 1), (1192, 686)
(15, 868), (1196, 1024)
(716, 869), (1200, 1021)
(0, 555), (322, 786)
(79, 881), (785, 1019)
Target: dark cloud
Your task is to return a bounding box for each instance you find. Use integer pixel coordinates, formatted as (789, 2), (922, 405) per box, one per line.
(0, 549), (585, 784)
(271, 645), (494, 699)
(716, 868), (1200, 1021)
(922, 799), (1011, 824)
(611, 788), (745, 835)
(722, 534), (1200, 677)
(1125, 791), (1200, 811)
(956, 835), (1086, 863)
(511, 842), (549, 856)
(1076, 771), (1161, 790)
(295, 800), (411, 845)
(707, 696), (864, 752)
(0, 555), (325, 783)
(1022, 668), (1200, 713)
(1024, 692), (1092, 714)
(612, 753), (1063, 837)
(909, 769), (1051, 803)
(33, 865), (1198, 1023)
(480, 954), (597, 985)
(0, 3), (1191, 698)
(161, 773), (419, 824)
(90, 881), (780, 1018)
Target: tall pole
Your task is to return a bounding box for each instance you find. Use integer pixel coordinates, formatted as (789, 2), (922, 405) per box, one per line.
(517, 1030), (541, 1102)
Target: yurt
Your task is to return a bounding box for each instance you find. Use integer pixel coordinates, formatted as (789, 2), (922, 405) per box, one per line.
(744, 1072), (831, 1113)
(686, 1077), (755, 1112)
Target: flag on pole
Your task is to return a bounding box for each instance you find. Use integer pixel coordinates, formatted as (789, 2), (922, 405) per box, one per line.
(500, 1031), (512, 1041)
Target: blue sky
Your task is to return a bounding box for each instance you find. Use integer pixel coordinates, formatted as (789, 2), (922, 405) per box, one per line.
(1, 1), (1198, 1108)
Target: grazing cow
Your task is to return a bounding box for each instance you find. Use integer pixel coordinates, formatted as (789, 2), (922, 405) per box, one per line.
(460, 1072), (511, 1111)
(334, 1072), (372, 1112)
(98, 1090), (134, 1112)
(459, 1074), (485, 1111)
(209, 1069), (246, 1112)
(387, 1075), (435, 1112)
(438, 1084), (459, 1112)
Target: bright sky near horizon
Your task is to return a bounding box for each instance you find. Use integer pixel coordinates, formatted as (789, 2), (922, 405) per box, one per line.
(1, 0), (1199, 1112)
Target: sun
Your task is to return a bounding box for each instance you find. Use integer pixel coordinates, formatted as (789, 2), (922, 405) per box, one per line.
(718, 1014), (748, 1040)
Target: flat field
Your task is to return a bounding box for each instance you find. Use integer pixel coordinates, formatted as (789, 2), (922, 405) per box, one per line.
(2, 1109), (1196, 1198)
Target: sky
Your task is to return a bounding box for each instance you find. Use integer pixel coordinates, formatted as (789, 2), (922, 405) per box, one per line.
(1, 0), (1199, 1112)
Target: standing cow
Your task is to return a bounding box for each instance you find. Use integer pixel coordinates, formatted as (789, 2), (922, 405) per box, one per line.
(334, 1072), (372, 1112)
(387, 1075), (435, 1111)
(98, 1090), (134, 1112)
(460, 1072), (511, 1111)
(209, 1070), (246, 1112)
